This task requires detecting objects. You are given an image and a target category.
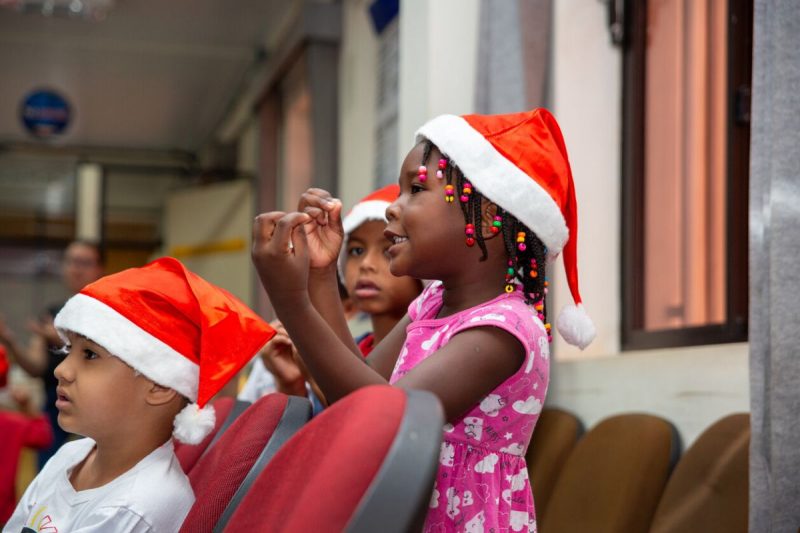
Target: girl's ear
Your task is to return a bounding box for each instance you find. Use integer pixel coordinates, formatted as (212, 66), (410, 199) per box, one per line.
(481, 201), (502, 240)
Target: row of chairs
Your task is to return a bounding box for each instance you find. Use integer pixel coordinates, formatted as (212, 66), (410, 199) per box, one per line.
(173, 385), (444, 533)
(173, 387), (748, 532)
(525, 409), (750, 533)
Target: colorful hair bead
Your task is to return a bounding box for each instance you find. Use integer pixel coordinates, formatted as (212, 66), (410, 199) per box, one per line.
(418, 165), (428, 183)
(529, 258), (538, 278)
(491, 215), (502, 234)
(516, 231), (526, 252)
(438, 158), (447, 170)
(460, 182), (472, 203)
(444, 184), (455, 202)
(504, 259), (516, 292)
(465, 223), (475, 246)
(436, 169), (444, 179)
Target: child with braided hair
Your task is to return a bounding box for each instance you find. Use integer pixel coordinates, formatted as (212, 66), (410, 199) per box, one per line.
(252, 108), (595, 532)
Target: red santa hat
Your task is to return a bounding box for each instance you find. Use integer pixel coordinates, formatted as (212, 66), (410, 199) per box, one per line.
(339, 184), (400, 274)
(415, 108), (595, 349)
(342, 184), (400, 236)
(54, 257), (275, 443)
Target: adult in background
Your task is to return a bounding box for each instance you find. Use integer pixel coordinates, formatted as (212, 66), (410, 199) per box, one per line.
(0, 240), (104, 467)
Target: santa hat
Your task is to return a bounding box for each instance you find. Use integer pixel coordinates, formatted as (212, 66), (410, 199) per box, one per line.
(415, 108), (595, 349)
(54, 257), (275, 443)
(339, 184), (399, 274)
(342, 184), (399, 235)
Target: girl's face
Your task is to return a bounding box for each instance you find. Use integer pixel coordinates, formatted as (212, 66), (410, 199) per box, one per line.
(344, 220), (421, 317)
(385, 144), (478, 280)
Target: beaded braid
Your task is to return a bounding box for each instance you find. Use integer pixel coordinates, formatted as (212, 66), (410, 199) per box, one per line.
(421, 142), (551, 330)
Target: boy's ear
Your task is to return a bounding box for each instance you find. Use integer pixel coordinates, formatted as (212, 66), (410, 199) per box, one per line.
(145, 381), (180, 406)
(480, 201), (502, 240)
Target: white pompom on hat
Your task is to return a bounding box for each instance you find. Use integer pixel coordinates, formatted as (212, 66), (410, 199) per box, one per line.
(54, 257), (276, 443)
(415, 108), (595, 349)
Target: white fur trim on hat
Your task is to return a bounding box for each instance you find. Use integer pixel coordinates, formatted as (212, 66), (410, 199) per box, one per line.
(416, 115), (569, 254)
(342, 199), (391, 235)
(556, 303), (596, 350)
(54, 293), (199, 402)
(173, 402), (216, 444)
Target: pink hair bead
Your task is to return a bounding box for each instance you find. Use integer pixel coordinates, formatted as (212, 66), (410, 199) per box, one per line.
(518, 243), (526, 251)
(436, 170), (444, 179)
(438, 159), (446, 169)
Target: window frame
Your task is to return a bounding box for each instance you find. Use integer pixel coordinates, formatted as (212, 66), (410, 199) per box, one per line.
(620, 0), (752, 350)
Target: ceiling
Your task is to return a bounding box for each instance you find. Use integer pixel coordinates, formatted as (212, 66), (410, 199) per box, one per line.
(0, 0), (297, 153)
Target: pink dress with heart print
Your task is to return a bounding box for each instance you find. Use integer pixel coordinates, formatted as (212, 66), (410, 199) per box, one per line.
(390, 281), (549, 533)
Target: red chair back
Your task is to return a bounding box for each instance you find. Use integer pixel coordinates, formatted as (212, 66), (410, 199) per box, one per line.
(178, 393), (311, 533)
(223, 385), (443, 533)
(174, 396), (235, 473)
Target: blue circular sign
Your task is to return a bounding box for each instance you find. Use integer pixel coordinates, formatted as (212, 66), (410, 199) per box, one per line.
(19, 89), (72, 138)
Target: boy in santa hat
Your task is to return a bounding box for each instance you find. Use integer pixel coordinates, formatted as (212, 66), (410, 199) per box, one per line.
(3, 257), (274, 533)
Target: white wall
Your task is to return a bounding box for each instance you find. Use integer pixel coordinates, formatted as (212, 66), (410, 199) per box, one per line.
(338, 0), (379, 210)
(548, 342), (750, 446)
(163, 180), (254, 305)
(550, 0), (622, 360)
(397, 0), (480, 161)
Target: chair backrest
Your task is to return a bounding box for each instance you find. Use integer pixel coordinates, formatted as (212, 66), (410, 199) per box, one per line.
(178, 393), (312, 533)
(649, 413), (749, 533)
(525, 407), (583, 523)
(542, 413), (680, 533)
(206, 398), (252, 449)
(174, 396), (235, 474)
(223, 385), (444, 533)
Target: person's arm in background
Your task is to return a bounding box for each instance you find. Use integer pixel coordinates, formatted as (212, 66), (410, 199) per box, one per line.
(0, 315), (49, 378)
(259, 320), (307, 397)
(13, 388), (53, 449)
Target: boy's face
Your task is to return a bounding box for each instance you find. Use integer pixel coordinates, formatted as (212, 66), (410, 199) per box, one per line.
(54, 331), (152, 440)
(344, 220), (421, 317)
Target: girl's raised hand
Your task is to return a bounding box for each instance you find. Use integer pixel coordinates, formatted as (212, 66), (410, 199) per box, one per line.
(297, 188), (344, 270)
(252, 211), (314, 308)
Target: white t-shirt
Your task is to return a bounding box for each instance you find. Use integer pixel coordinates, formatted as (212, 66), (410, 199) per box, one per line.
(4, 438), (194, 533)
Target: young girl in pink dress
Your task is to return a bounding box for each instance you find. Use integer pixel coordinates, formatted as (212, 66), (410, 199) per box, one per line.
(252, 108), (595, 532)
